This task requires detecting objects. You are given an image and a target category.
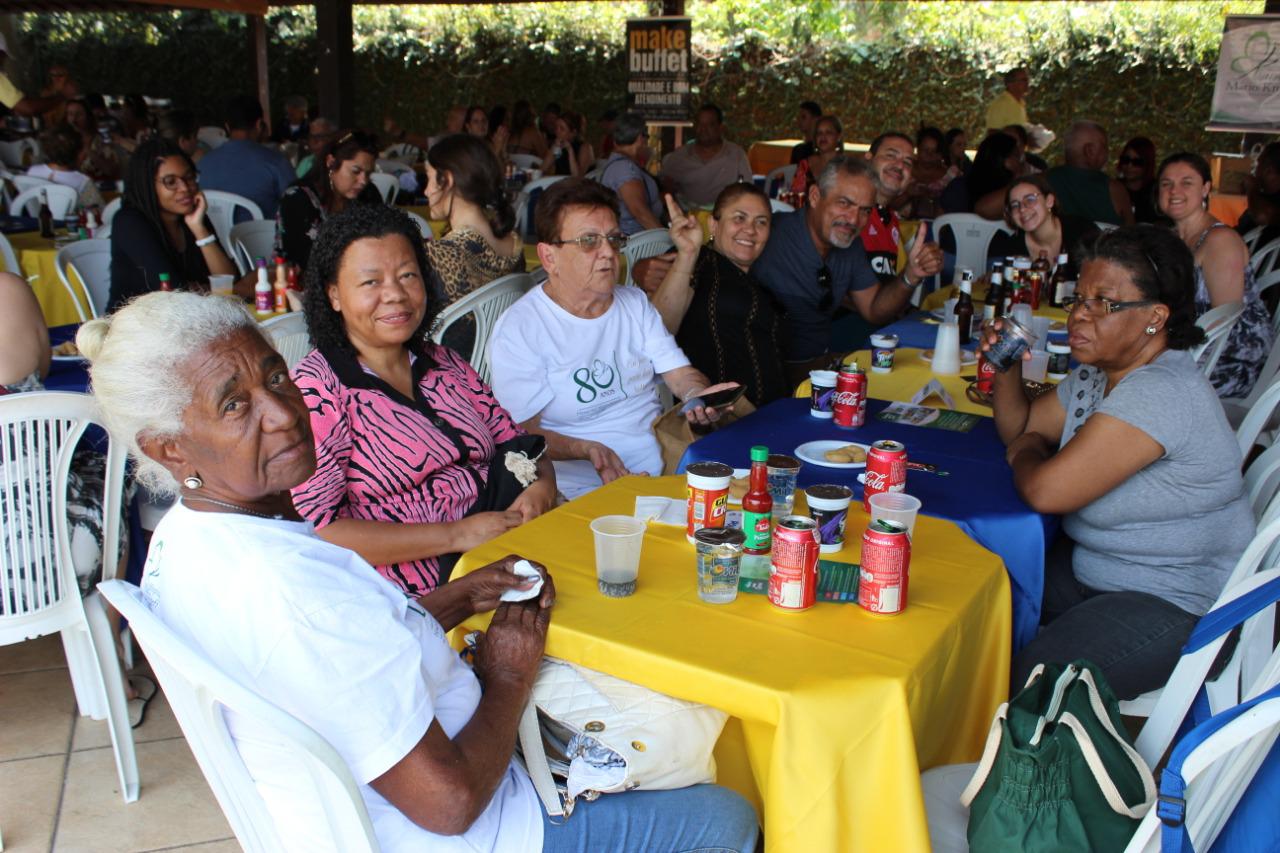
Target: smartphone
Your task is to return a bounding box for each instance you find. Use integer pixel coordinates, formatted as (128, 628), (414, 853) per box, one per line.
(680, 385), (745, 415)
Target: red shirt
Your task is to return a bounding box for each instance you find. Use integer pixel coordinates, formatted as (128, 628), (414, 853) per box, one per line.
(861, 206), (900, 284)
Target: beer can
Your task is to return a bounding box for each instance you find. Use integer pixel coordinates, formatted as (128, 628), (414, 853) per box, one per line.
(686, 461), (733, 542)
(832, 363), (867, 429)
(863, 439), (907, 512)
(769, 516), (819, 611)
(859, 519), (911, 615)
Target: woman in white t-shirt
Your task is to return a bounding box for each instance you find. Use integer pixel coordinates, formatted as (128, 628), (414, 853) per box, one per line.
(489, 179), (739, 498)
(76, 290), (758, 853)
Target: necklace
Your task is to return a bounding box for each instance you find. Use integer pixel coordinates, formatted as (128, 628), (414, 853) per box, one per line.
(183, 495), (286, 520)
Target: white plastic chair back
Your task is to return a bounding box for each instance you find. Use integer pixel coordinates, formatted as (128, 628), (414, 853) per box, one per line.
(0, 138), (39, 169)
(1192, 301), (1245, 379)
(10, 183), (78, 219)
(765, 164), (797, 198)
(0, 231), (20, 277)
(197, 126), (228, 150)
(368, 173), (399, 205)
(621, 228), (675, 288)
(203, 190), (263, 257)
(54, 238), (112, 321)
(12, 174), (55, 195)
(403, 210), (433, 241)
(584, 165), (605, 182)
(1094, 220), (1118, 232)
(431, 273), (533, 383)
(932, 213), (1014, 286)
(98, 580), (380, 853)
(1250, 236), (1280, 277)
(380, 142), (421, 163)
(1123, 683), (1280, 853)
(375, 158), (413, 179)
(1238, 372), (1280, 458)
(230, 220), (278, 277)
(95, 196), (122, 239)
(509, 153), (542, 171)
(1244, 226), (1266, 253)
(261, 312), (312, 370)
(1247, 442), (1280, 521)
(770, 198), (795, 213)
(513, 175), (567, 241)
(0, 392), (137, 805)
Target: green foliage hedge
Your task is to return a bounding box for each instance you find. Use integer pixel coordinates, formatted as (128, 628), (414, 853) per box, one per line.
(17, 1), (1264, 161)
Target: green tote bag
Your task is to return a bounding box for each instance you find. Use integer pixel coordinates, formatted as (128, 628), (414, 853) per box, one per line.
(961, 660), (1157, 852)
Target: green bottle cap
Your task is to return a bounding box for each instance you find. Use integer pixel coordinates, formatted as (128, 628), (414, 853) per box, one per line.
(750, 445), (768, 462)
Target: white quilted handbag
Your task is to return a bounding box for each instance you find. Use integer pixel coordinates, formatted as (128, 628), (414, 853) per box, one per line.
(518, 657), (729, 818)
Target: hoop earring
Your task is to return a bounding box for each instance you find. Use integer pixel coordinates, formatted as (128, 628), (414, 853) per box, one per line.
(183, 475), (203, 490)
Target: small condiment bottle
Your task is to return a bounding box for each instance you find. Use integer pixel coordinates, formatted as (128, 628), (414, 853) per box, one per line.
(741, 445), (773, 555)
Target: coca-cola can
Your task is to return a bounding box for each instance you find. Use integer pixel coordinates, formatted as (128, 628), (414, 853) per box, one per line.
(859, 519), (911, 615)
(832, 364), (867, 429)
(975, 350), (997, 394)
(863, 439), (907, 511)
(769, 516), (819, 611)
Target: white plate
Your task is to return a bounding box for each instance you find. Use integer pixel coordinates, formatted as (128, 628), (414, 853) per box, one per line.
(794, 440), (870, 470)
(919, 348), (978, 367)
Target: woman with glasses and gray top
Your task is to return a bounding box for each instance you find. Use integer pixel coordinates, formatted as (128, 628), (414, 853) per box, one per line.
(108, 138), (242, 311)
(982, 225), (1252, 700)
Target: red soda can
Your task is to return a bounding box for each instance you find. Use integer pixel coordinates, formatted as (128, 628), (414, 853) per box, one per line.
(832, 363), (867, 429)
(769, 516), (819, 611)
(859, 519), (911, 615)
(863, 439), (907, 511)
(975, 350), (997, 395)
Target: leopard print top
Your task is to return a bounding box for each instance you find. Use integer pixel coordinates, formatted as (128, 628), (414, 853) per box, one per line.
(425, 226), (525, 307)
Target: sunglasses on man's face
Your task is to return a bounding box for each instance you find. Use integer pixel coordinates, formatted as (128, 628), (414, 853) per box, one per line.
(1118, 155), (1145, 167)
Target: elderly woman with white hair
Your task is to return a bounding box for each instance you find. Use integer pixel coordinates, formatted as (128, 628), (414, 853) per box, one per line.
(77, 291), (758, 852)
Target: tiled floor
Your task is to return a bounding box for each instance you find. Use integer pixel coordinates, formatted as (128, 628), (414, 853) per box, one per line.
(0, 633), (237, 853)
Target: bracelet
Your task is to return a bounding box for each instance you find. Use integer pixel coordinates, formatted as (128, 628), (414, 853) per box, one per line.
(194, 234), (218, 248)
(901, 272), (920, 289)
(681, 387), (703, 402)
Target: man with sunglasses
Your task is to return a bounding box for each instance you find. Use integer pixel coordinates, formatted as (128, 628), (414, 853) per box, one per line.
(752, 156), (943, 383)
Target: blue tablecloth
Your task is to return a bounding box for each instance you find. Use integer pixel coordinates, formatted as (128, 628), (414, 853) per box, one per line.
(877, 310), (971, 351)
(677, 397), (1058, 651)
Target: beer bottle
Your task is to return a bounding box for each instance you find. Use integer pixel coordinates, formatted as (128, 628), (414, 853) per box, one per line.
(955, 276), (975, 345)
(1050, 253), (1074, 308)
(741, 445), (773, 555)
(38, 190), (55, 238)
(1032, 250), (1050, 274)
(983, 272), (1004, 322)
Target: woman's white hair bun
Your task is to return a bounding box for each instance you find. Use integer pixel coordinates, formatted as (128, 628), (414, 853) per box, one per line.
(75, 317), (111, 363)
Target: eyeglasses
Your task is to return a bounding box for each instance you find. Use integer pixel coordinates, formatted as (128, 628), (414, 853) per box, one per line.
(1006, 193), (1041, 213)
(158, 173), (199, 190)
(549, 232), (628, 252)
(817, 266), (833, 312)
(1061, 295), (1155, 315)
(1118, 155), (1145, 167)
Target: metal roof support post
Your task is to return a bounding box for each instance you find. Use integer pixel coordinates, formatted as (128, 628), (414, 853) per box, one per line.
(249, 13), (271, 136)
(315, 0), (354, 129)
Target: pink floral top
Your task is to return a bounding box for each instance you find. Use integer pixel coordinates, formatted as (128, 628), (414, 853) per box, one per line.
(290, 344), (524, 595)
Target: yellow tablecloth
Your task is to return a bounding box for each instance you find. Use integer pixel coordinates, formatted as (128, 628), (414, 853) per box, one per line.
(6, 230), (87, 327)
(454, 475), (1011, 852)
(796, 348), (993, 418)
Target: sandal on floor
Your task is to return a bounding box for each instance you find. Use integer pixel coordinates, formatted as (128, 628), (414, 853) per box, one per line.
(127, 674), (157, 729)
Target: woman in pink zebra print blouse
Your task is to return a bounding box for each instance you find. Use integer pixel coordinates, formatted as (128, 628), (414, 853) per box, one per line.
(290, 204), (557, 595)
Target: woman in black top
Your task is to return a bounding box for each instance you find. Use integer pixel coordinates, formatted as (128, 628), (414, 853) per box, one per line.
(540, 111), (595, 178)
(108, 138), (240, 311)
(274, 130), (382, 271)
(1118, 137), (1162, 224)
(987, 174), (1101, 265)
(651, 183), (790, 406)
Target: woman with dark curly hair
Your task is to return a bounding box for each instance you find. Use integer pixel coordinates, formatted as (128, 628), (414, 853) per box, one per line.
(290, 203), (556, 595)
(982, 225), (1253, 699)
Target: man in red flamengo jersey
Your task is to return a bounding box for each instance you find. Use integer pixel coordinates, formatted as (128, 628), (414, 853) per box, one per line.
(862, 131), (917, 285)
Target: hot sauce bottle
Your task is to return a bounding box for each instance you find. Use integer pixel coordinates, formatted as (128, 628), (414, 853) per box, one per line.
(742, 445), (773, 555)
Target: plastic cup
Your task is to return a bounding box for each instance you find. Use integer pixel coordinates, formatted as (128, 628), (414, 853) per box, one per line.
(805, 484), (854, 553)
(809, 370), (837, 418)
(1010, 303), (1034, 331)
(209, 274), (234, 296)
(869, 333), (899, 374)
(766, 454), (802, 519)
(1024, 349), (1050, 383)
(943, 297), (958, 322)
(868, 492), (922, 538)
(931, 321), (962, 375)
(590, 515), (646, 597)
(694, 527), (743, 604)
(1030, 316), (1052, 351)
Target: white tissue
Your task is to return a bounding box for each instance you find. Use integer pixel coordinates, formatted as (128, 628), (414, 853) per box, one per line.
(910, 378), (956, 409)
(500, 559), (544, 603)
(634, 496), (687, 526)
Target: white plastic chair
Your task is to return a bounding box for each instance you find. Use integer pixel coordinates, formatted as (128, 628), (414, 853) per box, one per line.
(764, 164), (797, 199)
(380, 142), (422, 164)
(54, 238), (112, 322)
(98, 580), (379, 853)
(932, 213), (1014, 286)
(1246, 442), (1280, 523)
(1192, 301), (1246, 380)
(432, 272), (533, 383)
(1094, 220), (1118, 232)
(0, 138), (39, 169)
(12, 174), (55, 195)
(230, 220), (278, 277)
(513, 175), (567, 242)
(1244, 226), (1266, 254)
(202, 190), (263, 258)
(94, 196), (122, 240)
(368, 172), (399, 205)
(403, 210), (433, 242)
(261, 312), (312, 370)
(0, 392), (139, 825)
(770, 199), (795, 213)
(375, 158), (414, 179)
(1237, 372), (1280, 459)
(620, 228), (675, 288)
(197, 126), (228, 150)
(9, 183), (78, 219)
(1250, 236), (1280, 278)
(0, 231), (20, 278)
(508, 153), (542, 172)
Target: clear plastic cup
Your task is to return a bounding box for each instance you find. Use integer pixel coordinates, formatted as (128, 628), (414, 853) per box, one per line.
(931, 320), (962, 375)
(766, 454), (802, 519)
(868, 492), (922, 537)
(1024, 349), (1050, 383)
(590, 515), (646, 597)
(209, 274), (235, 296)
(1030, 316), (1052, 351)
